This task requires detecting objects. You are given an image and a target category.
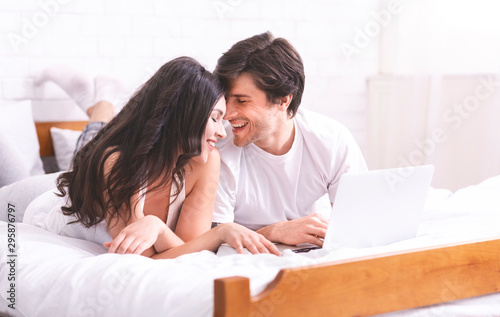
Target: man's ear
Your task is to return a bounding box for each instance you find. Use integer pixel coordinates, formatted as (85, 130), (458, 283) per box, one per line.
(278, 94), (293, 112)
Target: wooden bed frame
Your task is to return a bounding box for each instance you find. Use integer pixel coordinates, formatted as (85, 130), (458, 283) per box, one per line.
(35, 121), (88, 157)
(214, 237), (500, 316)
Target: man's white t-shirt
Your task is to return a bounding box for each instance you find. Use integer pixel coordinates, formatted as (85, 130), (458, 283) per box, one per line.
(213, 108), (367, 230)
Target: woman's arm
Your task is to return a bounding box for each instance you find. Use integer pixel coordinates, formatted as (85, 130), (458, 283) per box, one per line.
(152, 222), (280, 259)
(106, 218), (280, 258)
(175, 149), (221, 242)
(112, 149), (222, 254)
(114, 148), (221, 254)
(105, 215), (182, 255)
(103, 152), (164, 257)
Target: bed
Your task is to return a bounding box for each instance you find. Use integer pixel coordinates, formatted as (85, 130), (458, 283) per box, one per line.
(0, 121), (499, 317)
(214, 238), (500, 317)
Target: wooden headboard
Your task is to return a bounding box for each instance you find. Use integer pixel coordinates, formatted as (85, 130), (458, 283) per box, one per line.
(35, 121), (88, 157)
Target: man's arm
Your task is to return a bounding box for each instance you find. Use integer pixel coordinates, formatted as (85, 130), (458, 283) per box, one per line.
(256, 213), (329, 246)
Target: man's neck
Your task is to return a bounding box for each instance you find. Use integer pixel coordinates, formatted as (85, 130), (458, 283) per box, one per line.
(254, 118), (295, 156)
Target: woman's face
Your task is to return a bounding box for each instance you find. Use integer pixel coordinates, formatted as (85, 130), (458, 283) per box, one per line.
(193, 97), (227, 164)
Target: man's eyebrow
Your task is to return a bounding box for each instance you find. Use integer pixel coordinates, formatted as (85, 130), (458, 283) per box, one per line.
(228, 94), (252, 98)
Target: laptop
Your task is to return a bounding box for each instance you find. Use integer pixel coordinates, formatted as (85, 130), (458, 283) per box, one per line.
(216, 165), (434, 255)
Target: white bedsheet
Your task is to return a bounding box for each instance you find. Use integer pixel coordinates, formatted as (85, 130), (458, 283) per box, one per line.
(1, 175), (500, 317)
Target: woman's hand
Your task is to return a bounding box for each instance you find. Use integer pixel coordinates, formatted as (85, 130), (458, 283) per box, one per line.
(104, 215), (166, 255)
(217, 223), (281, 256)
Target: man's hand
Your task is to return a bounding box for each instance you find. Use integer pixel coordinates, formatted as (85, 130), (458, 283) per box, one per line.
(256, 213), (329, 246)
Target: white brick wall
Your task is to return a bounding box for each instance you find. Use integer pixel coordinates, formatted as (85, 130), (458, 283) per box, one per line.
(0, 0), (380, 155)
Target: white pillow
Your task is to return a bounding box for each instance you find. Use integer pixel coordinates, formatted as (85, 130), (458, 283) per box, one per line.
(0, 100), (45, 187)
(0, 172), (61, 222)
(50, 127), (82, 171)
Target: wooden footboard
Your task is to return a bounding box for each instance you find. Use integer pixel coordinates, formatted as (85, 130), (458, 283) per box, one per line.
(214, 238), (500, 317)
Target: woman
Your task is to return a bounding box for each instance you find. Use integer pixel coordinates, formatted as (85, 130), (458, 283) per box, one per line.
(54, 57), (279, 258)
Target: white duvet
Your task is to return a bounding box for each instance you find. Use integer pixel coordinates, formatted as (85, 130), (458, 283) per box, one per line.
(1, 175), (500, 317)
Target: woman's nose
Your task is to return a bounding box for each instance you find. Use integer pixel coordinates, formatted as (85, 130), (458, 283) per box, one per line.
(217, 122), (227, 139)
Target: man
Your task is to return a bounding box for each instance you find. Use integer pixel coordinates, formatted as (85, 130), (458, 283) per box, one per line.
(213, 32), (367, 247)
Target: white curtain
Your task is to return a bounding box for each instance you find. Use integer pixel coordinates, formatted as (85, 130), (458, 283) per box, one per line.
(368, 0), (500, 191)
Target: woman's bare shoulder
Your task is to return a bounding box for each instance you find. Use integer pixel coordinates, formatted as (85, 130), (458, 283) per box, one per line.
(185, 149), (221, 193)
(103, 147), (121, 174)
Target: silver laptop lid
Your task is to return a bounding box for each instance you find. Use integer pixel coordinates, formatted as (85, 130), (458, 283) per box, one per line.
(324, 165), (434, 249)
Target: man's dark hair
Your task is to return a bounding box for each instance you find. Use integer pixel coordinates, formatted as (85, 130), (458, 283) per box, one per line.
(215, 31), (305, 118)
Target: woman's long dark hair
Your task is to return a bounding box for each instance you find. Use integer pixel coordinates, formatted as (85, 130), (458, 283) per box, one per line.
(57, 57), (223, 228)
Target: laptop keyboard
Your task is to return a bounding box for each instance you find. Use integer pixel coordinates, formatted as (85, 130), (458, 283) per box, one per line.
(291, 246), (322, 253)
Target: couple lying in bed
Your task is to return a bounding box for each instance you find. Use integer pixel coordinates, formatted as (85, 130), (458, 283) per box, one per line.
(23, 32), (367, 259)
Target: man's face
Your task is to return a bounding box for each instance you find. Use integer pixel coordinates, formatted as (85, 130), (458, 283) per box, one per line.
(223, 72), (280, 148)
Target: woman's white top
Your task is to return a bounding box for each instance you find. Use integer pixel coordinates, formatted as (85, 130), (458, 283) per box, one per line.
(24, 183), (185, 245)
